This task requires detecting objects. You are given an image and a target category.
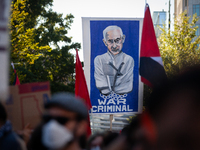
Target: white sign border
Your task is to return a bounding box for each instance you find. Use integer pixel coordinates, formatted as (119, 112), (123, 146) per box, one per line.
(82, 17), (143, 115)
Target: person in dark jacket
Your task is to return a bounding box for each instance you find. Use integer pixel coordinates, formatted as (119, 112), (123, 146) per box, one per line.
(0, 102), (26, 150)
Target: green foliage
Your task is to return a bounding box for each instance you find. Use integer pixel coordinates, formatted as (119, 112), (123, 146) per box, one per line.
(158, 11), (200, 78)
(10, 0), (80, 93)
(10, 0), (51, 64)
(143, 12), (200, 107)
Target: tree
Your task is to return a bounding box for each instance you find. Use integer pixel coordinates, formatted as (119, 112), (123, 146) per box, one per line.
(158, 11), (200, 78)
(10, 0), (80, 93)
(10, 0), (51, 65)
(9, 0), (51, 83)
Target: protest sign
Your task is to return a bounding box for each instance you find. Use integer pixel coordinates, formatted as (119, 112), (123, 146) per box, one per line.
(82, 18), (143, 114)
(2, 81), (51, 130)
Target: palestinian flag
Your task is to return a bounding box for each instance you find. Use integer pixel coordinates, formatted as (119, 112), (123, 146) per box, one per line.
(11, 62), (20, 85)
(140, 4), (167, 87)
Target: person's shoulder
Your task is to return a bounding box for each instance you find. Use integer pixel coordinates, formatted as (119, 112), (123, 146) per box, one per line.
(1, 131), (17, 143)
(0, 132), (26, 150)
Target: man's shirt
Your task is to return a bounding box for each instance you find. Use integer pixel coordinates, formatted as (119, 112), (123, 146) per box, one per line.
(94, 51), (134, 95)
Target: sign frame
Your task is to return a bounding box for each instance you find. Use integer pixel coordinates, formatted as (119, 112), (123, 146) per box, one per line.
(82, 17), (143, 115)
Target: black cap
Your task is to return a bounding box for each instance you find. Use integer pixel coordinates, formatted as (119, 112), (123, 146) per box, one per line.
(44, 92), (88, 119)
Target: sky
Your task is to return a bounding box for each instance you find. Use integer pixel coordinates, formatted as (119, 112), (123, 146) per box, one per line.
(52, 0), (174, 61)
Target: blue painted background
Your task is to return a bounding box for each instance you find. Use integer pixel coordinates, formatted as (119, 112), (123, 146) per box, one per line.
(90, 20), (140, 113)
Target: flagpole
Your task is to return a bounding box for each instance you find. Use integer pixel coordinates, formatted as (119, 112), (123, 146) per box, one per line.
(110, 114), (113, 131)
(168, 0), (171, 29)
(91, 108), (95, 133)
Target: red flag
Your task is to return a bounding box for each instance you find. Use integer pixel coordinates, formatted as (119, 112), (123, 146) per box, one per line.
(11, 62), (20, 85)
(139, 4), (167, 87)
(75, 49), (92, 137)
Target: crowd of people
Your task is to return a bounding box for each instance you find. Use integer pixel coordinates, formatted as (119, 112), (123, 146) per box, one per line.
(1, 66), (200, 150)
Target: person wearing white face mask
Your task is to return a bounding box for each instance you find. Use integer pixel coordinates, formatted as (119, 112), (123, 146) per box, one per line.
(28, 92), (88, 150)
(86, 132), (104, 150)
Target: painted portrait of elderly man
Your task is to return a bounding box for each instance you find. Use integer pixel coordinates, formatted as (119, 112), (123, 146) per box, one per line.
(94, 25), (134, 95)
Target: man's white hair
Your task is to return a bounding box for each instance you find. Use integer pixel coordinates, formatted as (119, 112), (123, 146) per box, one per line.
(103, 25), (123, 41)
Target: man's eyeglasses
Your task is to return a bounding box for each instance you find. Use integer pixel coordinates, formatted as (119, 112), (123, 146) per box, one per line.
(107, 37), (122, 45)
(42, 115), (75, 125)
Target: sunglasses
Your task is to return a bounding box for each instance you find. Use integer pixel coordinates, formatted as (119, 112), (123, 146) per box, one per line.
(42, 115), (75, 125)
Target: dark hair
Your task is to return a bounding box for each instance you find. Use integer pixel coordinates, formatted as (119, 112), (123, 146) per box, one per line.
(27, 123), (48, 150)
(86, 132), (104, 150)
(0, 102), (7, 123)
(121, 115), (145, 149)
(103, 131), (119, 147)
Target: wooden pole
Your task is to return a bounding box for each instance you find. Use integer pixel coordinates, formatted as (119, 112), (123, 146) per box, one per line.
(110, 114), (113, 131)
(90, 109), (94, 134)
